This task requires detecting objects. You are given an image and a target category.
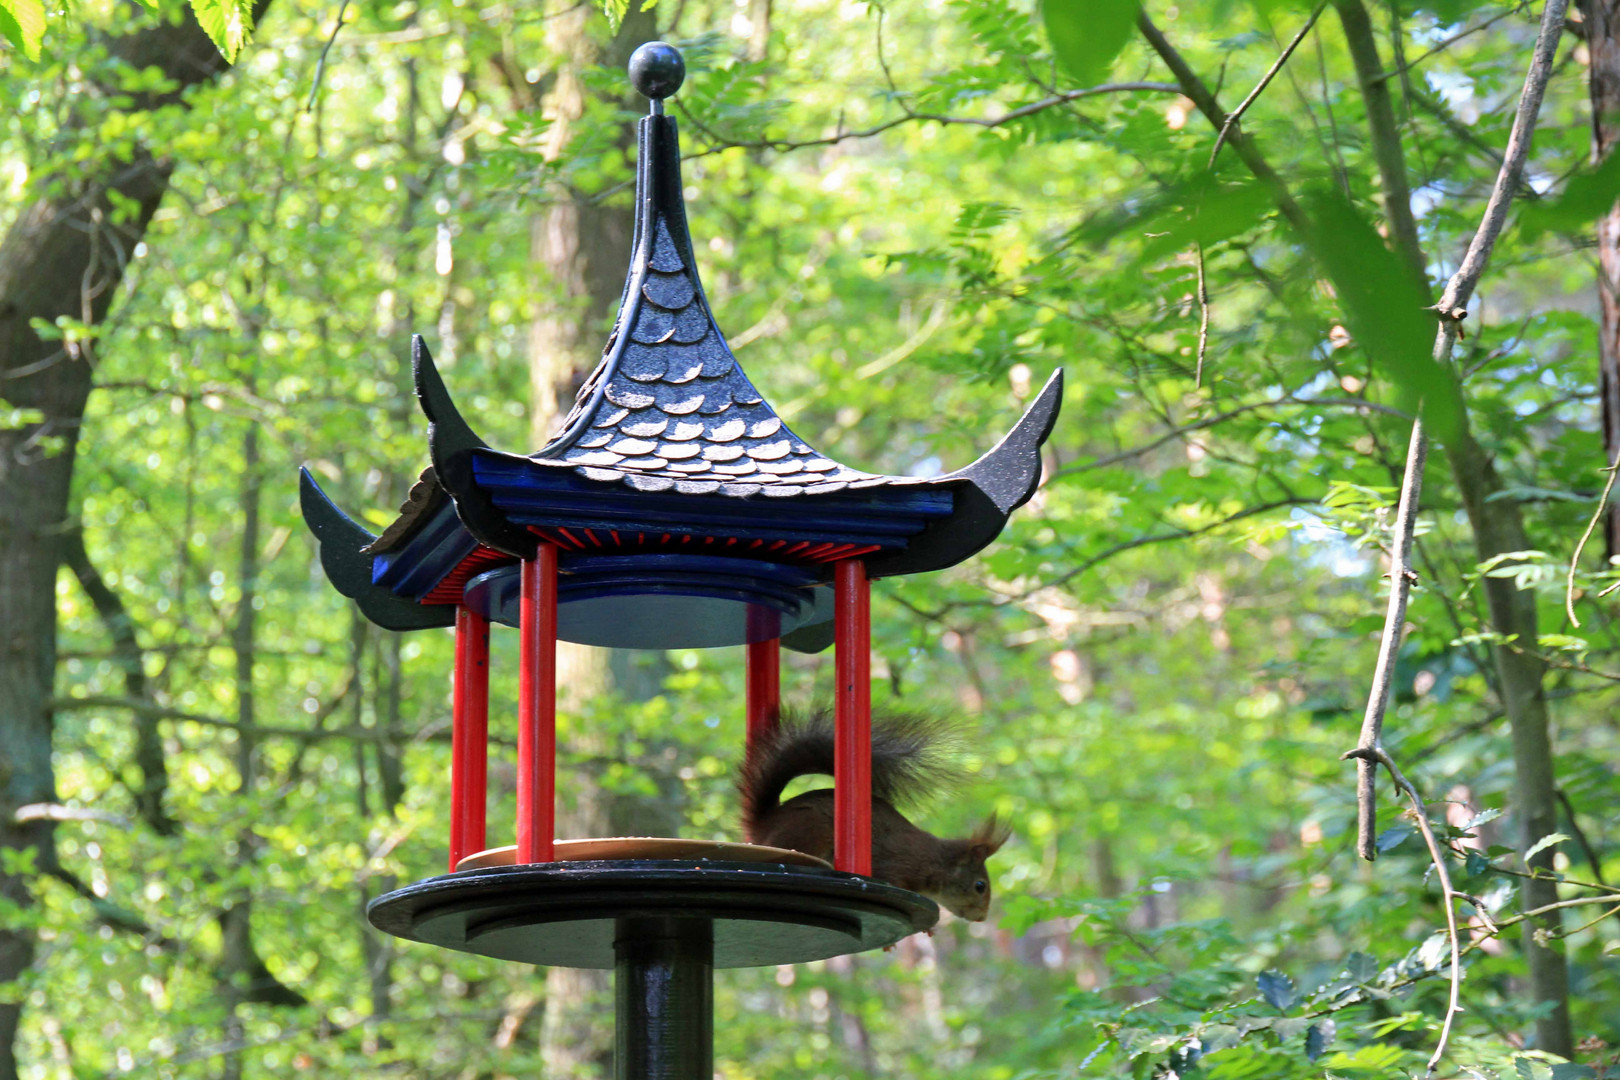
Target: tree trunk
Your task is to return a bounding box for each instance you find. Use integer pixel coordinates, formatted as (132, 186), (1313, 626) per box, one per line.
(1332, 0), (1573, 1054)
(61, 526), (176, 835)
(1588, 0), (1620, 561)
(0, 10), (263, 1074)
(522, 8), (661, 1074)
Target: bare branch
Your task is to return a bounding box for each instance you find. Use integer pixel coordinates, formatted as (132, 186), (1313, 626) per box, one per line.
(1342, 746), (1462, 1077)
(1433, 0), (1571, 321)
(1348, 419), (1428, 861)
(1565, 462), (1618, 628)
(1048, 396), (1410, 480)
(305, 0), (354, 114)
(684, 82), (1181, 157)
(1210, 0), (1328, 167)
(1137, 11), (1310, 231)
(1194, 245), (1211, 387)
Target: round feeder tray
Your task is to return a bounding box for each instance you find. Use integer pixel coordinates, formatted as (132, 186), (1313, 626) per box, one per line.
(367, 858), (939, 969)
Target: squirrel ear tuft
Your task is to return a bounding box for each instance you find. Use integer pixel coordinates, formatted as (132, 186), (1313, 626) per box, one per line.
(970, 814), (1011, 856)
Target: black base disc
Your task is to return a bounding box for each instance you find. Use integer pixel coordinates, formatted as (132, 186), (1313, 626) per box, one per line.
(367, 859), (939, 969)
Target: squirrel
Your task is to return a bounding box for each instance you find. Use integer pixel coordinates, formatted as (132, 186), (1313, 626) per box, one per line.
(738, 709), (1010, 921)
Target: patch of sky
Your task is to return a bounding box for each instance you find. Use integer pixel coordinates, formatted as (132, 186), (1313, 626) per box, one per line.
(1411, 182), (1446, 220)
(1425, 70), (1478, 124)
(1291, 507), (1372, 578)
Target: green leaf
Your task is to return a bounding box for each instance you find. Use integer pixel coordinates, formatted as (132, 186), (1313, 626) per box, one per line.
(1305, 1019), (1336, 1062)
(1199, 1023), (1241, 1054)
(1041, 0), (1140, 86)
(599, 0), (629, 31)
(1464, 849), (1492, 877)
(1257, 969), (1295, 1010)
(1297, 191), (1458, 438)
(1519, 152), (1620, 241)
(1375, 824), (1412, 852)
(1344, 951), (1378, 982)
(1274, 1016), (1312, 1041)
(1461, 808), (1502, 831)
(1523, 832), (1569, 865)
(0, 0), (45, 61)
(188, 0), (255, 62)
(1548, 1063), (1596, 1079)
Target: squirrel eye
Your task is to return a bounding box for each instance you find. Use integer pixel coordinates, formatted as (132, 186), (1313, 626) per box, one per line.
(974, 879), (988, 894)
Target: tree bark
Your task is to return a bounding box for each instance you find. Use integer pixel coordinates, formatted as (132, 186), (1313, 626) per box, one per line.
(1587, 0), (1620, 560)
(0, 9), (266, 1075)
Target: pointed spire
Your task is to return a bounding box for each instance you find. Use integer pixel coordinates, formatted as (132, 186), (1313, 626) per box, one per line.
(528, 45), (880, 497)
(628, 41), (686, 113)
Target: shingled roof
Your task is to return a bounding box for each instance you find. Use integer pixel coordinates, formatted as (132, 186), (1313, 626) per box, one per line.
(526, 117), (894, 499)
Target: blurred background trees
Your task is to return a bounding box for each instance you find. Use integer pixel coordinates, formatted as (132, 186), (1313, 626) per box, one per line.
(1, 0), (1617, 1075)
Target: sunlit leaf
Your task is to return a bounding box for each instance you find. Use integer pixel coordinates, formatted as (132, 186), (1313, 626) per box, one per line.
(189, 0), (255, 62)
(0, 0), (44, 61)
(1041, 0), (1140, 86)
(1523, 832), (1569, 865)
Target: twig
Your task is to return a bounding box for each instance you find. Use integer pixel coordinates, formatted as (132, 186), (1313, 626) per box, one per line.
(1137, 12), (1309, 232)
(304, 0), (354, 114)
(14, 803), (132, 827)
(1209, 0), (1328, 167)
(1343, 746), (1461, 1077)
(684, 82), (1181, 156)
(1369, 2), (1532, 85)
(1565, 462), (1618, 628)
(1347, 418), (1428, 861)
(1194, 245), (1210, 387)
(1048, 395), (1411, 480)
(1429, 0), (1570, 323)
(1006, 496), (1321, 600)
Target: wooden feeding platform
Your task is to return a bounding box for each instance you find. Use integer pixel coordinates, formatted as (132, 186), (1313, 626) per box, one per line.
(300, 40), (1061, 1079)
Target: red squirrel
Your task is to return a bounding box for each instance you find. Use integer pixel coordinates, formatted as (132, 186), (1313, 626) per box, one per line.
(738, 710), (1010, 921)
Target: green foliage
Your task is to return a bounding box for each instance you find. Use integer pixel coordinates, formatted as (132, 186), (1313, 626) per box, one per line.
(1298, 192), (1458, 437)
(1519, 152), (1620, 241)
(5, 0), (1620, 1075)
(1042, 0), (1140, 86)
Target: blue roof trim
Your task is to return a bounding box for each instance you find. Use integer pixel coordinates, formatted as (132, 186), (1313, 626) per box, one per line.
(372, 500), (479, 600)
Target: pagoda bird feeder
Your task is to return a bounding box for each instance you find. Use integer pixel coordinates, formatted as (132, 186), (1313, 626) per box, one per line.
(301, 42), (1061, 1078)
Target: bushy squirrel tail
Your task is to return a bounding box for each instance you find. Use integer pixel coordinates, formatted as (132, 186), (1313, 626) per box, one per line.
(739, 708), (964, 839)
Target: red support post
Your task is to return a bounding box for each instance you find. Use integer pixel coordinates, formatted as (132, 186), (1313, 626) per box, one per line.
(745, 636), (780, 758)
(516, 544), (559, 864)
(833, 558), (871, 876)
(449, 606), (491, 871)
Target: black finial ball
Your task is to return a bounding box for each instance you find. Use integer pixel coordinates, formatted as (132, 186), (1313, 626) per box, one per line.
(629, 42), (685, 100)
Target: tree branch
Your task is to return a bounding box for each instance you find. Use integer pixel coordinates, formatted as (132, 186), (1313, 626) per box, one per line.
(1347, 419), (1428, 861)
(1136, 11), (1309, 231)
(1342, 746), (1461, 1077)
(1210, 0), (1328, 167)
(683, 82), (1181, 156)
